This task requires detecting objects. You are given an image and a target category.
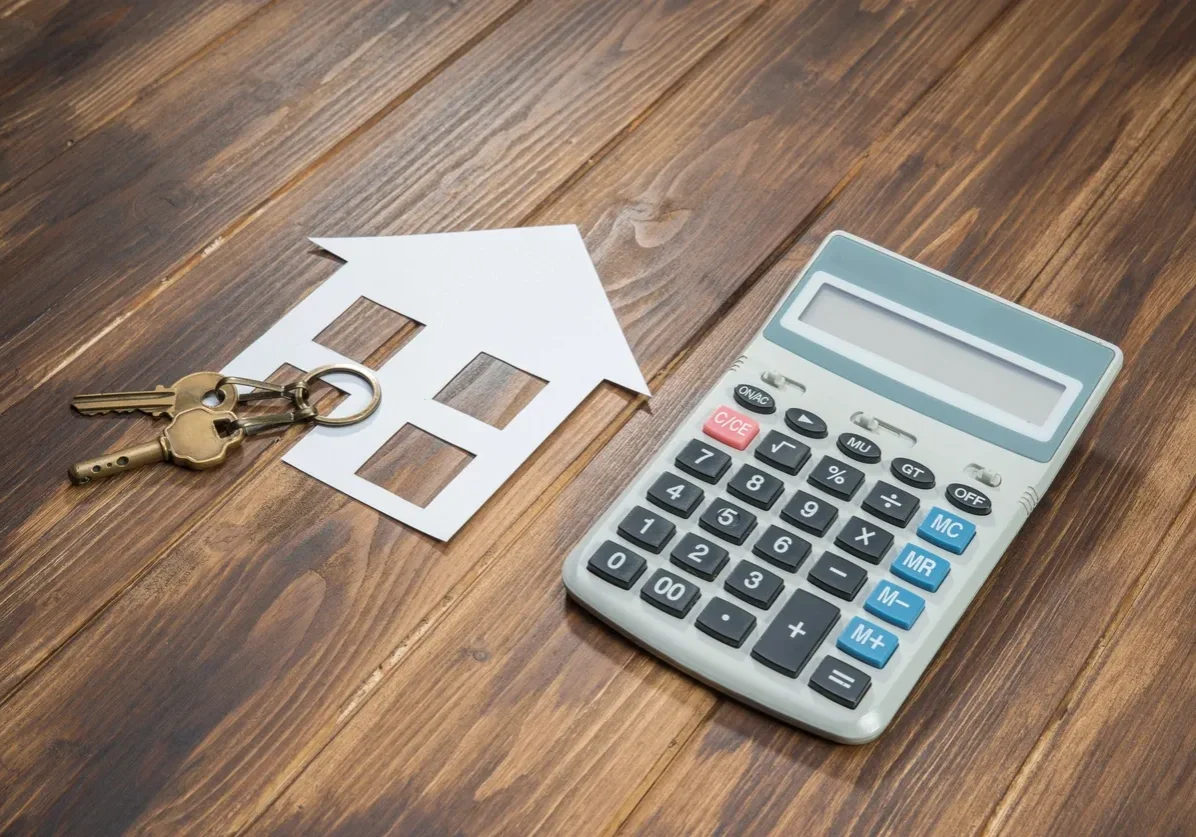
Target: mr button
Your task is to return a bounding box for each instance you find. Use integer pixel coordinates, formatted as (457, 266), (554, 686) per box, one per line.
(917, 506), (975, 554)
(703, 405), (760, 450)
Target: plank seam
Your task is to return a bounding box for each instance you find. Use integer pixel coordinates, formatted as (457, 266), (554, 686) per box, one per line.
(6, 0), (539, 411)
(0, 0), (290, 199)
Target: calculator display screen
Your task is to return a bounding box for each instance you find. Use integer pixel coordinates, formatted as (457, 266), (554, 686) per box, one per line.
(790, 281), (1070, 429)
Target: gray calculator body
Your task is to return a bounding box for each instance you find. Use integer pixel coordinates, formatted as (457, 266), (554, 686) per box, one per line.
(563, 232), (1121, 743)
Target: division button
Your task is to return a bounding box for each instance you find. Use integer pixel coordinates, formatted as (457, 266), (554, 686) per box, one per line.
(695, 598), (757, 648)
(646, 472), (704, 518)
(780, 490), (839, 536)
(834, 516), (894, 564)
(837, 432), (881, 463)
(891, 457), (935, 489)
(640, 569), (701, 618)
(917, 506), (976, 554)
(836, 616), (899, 669)
(727, 464), (785, 510)
(864, 580), (925, 630)
(733, 383), (776, 414)
(809, 657), (871, 709)
(946, 483), (993, 516)
(702, 405), (760, 450)
(753, 430), (811, 475)
(669, 532), (729, 580)
(808, 455), (864, 500)
(699, 497), (758, 545)
(586, 540), (647, 589)
(675, 439), (732, 484)
(861, 481), (920, 527)
(752, 525), (811, 572)
(724, 560), (785, 609)
(750, 590), (840, 678)
(617, 505), (676, 554)
(784, 407), (828, 439)
(807, 551), (868, 601)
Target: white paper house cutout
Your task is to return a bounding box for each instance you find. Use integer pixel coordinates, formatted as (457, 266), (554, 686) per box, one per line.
(223, 225), (649, 540)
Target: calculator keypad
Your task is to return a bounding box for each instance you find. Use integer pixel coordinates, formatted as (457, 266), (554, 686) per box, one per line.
(780, 490), (838, 536)
(696, 598), (756, 647)
(808, 455), (864, 500)
(834, 516), (894, 564)
(699, 498), (757, 544)
(675, 439), (731, 483)
(641, 569), (701, 617)
(669, 533), (729, 580)
(751, 525), (810, 572)
(750, 590), (840, 677)
(618, 506), (676, 553)
(646, 472), (704, 518)
(724, 560), (784, 609)
(727, 464), (784, 510)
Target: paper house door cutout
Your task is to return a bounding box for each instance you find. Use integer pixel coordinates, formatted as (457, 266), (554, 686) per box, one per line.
(222, 225), (649, 540)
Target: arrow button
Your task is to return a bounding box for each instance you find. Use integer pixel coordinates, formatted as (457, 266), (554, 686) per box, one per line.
(784, 408), (827, 439)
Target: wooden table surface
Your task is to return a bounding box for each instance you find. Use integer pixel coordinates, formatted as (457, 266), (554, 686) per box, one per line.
(2, 0), (1195, 833)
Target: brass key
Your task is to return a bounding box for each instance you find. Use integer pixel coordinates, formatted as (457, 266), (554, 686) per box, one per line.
(71, 371), (238, 418)
(68, 406), (244, 484)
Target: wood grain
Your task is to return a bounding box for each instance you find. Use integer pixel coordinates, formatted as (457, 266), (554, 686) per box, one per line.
(0, 0), (1019, 831)
(0, 0), (767, 831)
(252, 0), (1196, 832)
(0, 0), (526, 410)
(0, 0), (272, 194)
(0, 0), (759, 704)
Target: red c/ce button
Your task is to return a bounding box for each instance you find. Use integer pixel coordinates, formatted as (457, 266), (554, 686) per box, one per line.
(702, 405), (760, 450)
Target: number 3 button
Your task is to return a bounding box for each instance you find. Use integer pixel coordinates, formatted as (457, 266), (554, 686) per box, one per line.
(725, 560), (784, 609)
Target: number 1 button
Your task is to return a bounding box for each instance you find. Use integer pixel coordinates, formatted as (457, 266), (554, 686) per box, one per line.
(617, 505), (675, 554)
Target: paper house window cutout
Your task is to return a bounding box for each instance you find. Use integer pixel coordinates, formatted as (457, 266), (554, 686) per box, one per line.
(222, 225), (649, 540)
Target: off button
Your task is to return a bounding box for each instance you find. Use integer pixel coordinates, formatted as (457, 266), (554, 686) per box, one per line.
(946, 483), (992, 516)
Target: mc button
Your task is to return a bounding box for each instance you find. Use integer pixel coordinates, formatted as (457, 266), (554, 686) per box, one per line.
(917, 506), (975, 554)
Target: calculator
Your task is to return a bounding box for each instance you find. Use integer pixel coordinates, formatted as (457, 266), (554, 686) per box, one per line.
(562, 232), (1122, 743)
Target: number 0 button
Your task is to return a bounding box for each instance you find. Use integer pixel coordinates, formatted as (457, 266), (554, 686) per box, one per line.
(586, 540), (647, 589)
(640, 569), (700, 618)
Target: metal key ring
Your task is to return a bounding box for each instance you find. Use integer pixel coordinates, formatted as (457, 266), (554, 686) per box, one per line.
(296, 363), (382, 426)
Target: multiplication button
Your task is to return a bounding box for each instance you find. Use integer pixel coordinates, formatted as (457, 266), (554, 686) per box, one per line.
(808, 455), (864, 500)
(834, 516), (894, 564)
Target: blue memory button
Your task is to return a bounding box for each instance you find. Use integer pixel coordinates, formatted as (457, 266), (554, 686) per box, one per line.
(836, 616), (898, 668)
(891, 543), (950, 592)
(864, 580), (925, 630)
(917, 506), (975, 554)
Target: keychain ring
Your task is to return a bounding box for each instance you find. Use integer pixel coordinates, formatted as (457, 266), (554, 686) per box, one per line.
(297, 364), (382, 426)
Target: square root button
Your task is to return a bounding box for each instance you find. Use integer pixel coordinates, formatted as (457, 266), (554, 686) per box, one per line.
(917, 506), (975, 554)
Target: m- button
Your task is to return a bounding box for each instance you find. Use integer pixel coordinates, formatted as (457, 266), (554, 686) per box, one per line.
(702, 405), (760, 450)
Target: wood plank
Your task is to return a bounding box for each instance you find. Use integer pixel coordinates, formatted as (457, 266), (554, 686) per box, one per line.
(250, 0), (1196, 832)
(0, 0), (272, 194)
(0, 0), (527, 411)
(984, 94), (1196, 837)
(0, 0), (768, 831)
(0, 0), (1017, 831)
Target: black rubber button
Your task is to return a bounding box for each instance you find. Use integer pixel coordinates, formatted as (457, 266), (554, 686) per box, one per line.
(725, 560), (784, 609)
(646, 472), (704, 518)
(727, 464), (784, 510)
(695, 598), (756, 647)
(733, 383), (776, 414)
(808, 456), (864, 500)
(834, 516), (894, 565)
(586, 541), (647, 589)
(669, 533), (729, 581)
(750, 590), (840, 678)
(861, 481), (920, 527)
(699, 497), (757, 545)
(752, 525), (811, 572)
(891, 457), (935, 489)
(675, 439), (731, 484)
(809, 657), (871, 709)
(780, 490), (839, 536)
(753, 430), (810, 475)
(640, 569), (700, 618)
(784, 408), (828, 439)
(946, 483), (992, 516)
(807, 551), (867, 601)
(617, 505), (675, 554)
(837, 432), (881, 464)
